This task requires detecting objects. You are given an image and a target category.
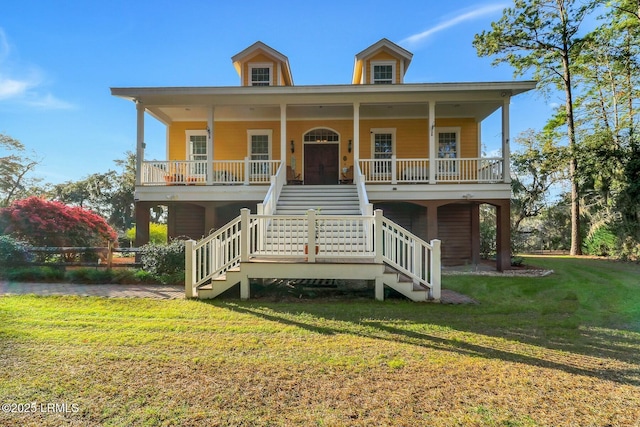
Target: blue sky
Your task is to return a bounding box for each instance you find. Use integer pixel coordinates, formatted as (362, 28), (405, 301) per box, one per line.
(1, 0), (553, 184)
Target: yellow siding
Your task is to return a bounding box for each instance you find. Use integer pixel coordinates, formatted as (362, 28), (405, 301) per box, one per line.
(167, 117), (478, 169)
(241, 51), (279, 86)
(215, 121), (281, 160)
(168, 122), (207, 160)
(366, 50), (401, 84)
(435, 118), (478, 158)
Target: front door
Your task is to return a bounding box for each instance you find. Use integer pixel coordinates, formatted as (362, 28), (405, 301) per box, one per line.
(304, 144), (339, 185)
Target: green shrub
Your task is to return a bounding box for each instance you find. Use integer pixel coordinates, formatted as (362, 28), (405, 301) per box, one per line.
(139, 239), (185, 277)
(0, 235), (32, 266)
(65, 268), (115, 284)
(584, 226), (618, 257)
(3, 267), (65, 282)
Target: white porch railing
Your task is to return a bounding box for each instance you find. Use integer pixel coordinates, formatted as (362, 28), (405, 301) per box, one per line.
(359, 157), (504, 183)
(141, 158), (281, 185)
(185, 208), (441, 300)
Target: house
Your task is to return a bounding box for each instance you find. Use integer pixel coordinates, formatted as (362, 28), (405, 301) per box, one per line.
(111, 39), (536, 301)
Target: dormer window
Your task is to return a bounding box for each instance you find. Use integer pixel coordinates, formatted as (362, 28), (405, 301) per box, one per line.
(373, 63), (394, 84)
(250, 63), (273, 86)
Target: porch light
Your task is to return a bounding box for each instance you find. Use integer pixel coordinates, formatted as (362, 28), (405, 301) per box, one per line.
(348, 140), (352, 153)
(290, 140), (295, 153)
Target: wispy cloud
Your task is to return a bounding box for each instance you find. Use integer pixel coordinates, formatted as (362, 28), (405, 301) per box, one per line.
(0, 28), (75, 109)
(400, 3), (508, 48)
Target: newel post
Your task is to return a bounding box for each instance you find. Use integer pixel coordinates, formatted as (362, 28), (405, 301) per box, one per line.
(184, 239), (196, 298)
(374, 209), (384, 264)
(307, 209), (317, 263)
(240, 208), (250, 262)
(429, 239), (442, 301)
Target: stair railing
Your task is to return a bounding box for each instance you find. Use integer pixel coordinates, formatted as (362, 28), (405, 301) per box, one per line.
(375, 210), (441, 300)
(185, 215), (243, 297)
(186, 208), (441, 301)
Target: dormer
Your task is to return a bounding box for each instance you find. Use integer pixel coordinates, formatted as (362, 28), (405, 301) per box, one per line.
(232, 41), (294, 87)
(352, 38), (413, 85)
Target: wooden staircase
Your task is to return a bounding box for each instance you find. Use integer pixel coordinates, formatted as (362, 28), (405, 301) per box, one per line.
(196, 261), (435, 302)
(275, 185), (360, 215)
(186, 185), (442, 302)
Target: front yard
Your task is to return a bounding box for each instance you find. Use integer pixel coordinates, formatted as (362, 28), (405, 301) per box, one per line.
(0, 256), (639, 426)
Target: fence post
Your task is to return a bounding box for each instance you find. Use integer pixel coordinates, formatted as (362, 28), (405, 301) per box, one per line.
(107, 242), (114, 269)
(184, 240), (196, 299)
(429, 239), (441, 301)
(374, 210), (384, 264)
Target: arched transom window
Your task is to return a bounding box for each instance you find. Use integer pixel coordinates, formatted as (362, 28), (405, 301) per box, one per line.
(303, 128), (339, 143)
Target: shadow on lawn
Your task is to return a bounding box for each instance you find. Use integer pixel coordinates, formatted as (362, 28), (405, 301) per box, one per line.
(210, 300), (640, 387)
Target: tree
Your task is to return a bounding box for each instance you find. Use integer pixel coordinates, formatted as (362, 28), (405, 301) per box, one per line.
(50, 151), (138, 232)
(473, 0), (597, 255)
(572, 0), (640, 256)
(0, 197), (117, 248)
(0, 133), (41, 207)
(511, 128), (567, 231)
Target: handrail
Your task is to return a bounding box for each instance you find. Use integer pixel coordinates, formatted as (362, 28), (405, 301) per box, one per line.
(377, 211), (441, 300)
(190, 216), (242, 290)
(354, 162), (373, 215)
(258, 162), (286, 216)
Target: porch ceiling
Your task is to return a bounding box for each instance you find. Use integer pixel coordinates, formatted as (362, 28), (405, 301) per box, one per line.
(111, 81), (536, 124)
(150, 100), (504, 123)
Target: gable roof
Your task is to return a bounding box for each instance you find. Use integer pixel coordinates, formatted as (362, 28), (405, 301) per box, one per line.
(352, 38), (413, 84)
(231, 41), (294, 85)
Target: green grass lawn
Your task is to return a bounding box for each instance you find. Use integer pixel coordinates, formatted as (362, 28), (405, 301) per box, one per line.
(1, 256), (639, 426)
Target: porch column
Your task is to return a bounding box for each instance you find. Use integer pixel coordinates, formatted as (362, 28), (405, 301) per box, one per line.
(353, 102), (360, 163)
(471, 203), (480, 266)
(428, 101), (436, 184)
(207, 106), (215, 185)
(496, 199), (511, 271)
(280, 103), (287, 165)
(135, 100), (145, 186)
(134, 202), (151, 247)
(502, 97), (511, 184)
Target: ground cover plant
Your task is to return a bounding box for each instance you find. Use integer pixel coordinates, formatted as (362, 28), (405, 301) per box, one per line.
(0, 256), (639, 426)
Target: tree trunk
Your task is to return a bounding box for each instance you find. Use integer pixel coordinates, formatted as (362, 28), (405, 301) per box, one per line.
(562, 50), (582, 255)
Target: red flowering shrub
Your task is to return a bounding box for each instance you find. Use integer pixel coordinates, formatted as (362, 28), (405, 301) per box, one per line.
(0, 197), (117, 248)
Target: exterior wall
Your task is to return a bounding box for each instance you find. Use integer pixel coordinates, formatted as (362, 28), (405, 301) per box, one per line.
(435, 118), (479, 158)
(356, 118), (477, 159)
(438, 204), (473, 265)
(365, 50), (401, 83)
(168, 121), (282, 161)
(167, 117), (477, 173)
(241, 52), (279, 86)
(168, 121), (207, 160)
(168, 203), (205, 240)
